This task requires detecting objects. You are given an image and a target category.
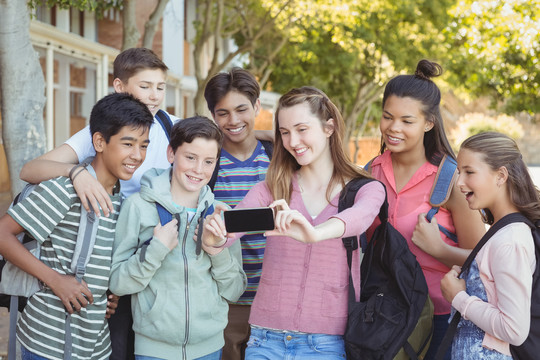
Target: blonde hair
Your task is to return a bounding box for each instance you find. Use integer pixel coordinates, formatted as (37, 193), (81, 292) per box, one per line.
(266, 86), (371, 203)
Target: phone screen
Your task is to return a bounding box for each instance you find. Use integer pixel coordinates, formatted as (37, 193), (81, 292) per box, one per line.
(224, 207), (275, 233)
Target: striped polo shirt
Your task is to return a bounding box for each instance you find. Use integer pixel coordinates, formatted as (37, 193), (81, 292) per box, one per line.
(8, 177), (122, 360)
(213, 141), (270, 304)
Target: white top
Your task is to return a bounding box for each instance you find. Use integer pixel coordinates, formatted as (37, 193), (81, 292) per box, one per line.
(66, 110), (179, 198)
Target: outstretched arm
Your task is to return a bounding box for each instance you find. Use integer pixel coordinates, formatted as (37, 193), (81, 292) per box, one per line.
(20, 143), (113, 217)
(0, 214), (94, 313)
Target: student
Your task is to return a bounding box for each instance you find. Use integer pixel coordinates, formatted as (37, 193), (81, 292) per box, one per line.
(108, 116), (247, 360)
(441, 131), (540, 358)
(18, 47), (177, 360)
(0, 92), (153, 359)
(367, 59), (486, 359)
(203, 86), (386, 358)
(204, 67), (272, 359)
(19, 47), (177, 214)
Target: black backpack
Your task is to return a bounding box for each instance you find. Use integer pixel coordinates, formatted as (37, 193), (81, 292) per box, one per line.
(339, 178), (433, 360)
(436, 212), (540, 360)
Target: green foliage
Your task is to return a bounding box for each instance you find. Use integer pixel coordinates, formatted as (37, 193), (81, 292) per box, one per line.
(27, 0), (122, 18)
(450, 112), (525, 150)
(257, 0), (455, 134)
(443, 0), (540, 113)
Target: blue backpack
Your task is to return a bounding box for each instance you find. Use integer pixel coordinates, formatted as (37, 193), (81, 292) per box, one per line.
(364, 154), (458, 246)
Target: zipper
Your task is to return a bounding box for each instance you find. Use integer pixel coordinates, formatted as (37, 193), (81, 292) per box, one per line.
(181, 212), (196, 359)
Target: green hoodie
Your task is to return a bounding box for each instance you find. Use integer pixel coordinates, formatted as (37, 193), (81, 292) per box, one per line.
(110, 167), (246, 360)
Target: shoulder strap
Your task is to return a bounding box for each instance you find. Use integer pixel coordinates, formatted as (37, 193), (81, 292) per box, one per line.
(426, 155), (459, 243)
(435, 212), (531, 360)
(156, 110), (173, 141)
(260, 140), (274, 159)
(139, 203), (174, 262)
(363, 156), (377, 174)
(66, 159), (100, 359)
(339, 178), (378, 268)
(208, 159), (220, 190)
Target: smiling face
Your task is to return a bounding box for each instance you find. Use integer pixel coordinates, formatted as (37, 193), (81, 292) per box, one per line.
(167, 137), (219, 197)
(380, 95), (433, 157)
(457, 148), (501, 211)
(95, 125), (150, 184)
(212, 91), (260, 146)
(113, 69), (167, 116)
(277, 103), (334, 168)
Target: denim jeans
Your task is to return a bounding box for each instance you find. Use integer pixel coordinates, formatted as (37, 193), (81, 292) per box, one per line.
(135, 349), (222, 360)
(245, 327), (346, 359)
(20, 346), (49, 360)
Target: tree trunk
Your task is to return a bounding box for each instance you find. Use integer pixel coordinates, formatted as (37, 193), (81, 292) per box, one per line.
(142, 0), (170, 49)
(122, 0), (140, 50)
(0, 0), (46, 196)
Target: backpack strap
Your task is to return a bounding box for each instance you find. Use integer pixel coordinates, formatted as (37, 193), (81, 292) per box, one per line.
(156, 109), (173, 141)
(196, 201), (214, 256)
(339, 178), (378, 270)
(65, 160), (100, 360)
(435, 212), (531, 360)
(260, 140), (274, 159)
(209, 140), (272, 190)
(426, 155), (459, 243)
(140, 203), (175, 262)
(363, 156), (377, 174)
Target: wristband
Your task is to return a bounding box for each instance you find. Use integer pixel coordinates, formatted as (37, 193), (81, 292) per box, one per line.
(68, 161), (90, 181)
(70, 167), (87, 182)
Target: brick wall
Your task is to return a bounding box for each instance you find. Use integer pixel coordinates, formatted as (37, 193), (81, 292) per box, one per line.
(97, 1), (164, 56)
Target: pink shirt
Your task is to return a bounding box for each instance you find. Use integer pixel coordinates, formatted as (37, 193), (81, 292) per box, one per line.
(453, 222), (535, 355)
(370, 151), (458, 314)
(223, 175), (385, 335)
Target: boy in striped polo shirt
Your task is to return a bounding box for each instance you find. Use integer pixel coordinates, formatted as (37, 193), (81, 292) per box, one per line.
(204, 68), (273, 360)
(0, 92), (153, 360)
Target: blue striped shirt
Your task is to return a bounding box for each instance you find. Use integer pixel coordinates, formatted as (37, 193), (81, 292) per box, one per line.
(213, 141), (270, 304)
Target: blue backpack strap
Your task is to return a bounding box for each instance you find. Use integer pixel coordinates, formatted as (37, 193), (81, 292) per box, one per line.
(195, 202), (215, 256)
(363, 156), (377, 174)
(426, 155), (458, 243)
(140, 203), (174, 262)
(155, 110), (173, 141)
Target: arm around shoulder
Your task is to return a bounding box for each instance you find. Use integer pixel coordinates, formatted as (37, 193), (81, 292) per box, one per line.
(19, 143), (79, 183)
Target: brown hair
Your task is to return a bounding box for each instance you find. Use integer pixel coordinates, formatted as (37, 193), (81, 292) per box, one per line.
(169, 116), (223, 157)
(460, 131), (540, 224)
(204, 67), (260, 114)
(266, 86), (371, 203)
(113, 48), (168, 83)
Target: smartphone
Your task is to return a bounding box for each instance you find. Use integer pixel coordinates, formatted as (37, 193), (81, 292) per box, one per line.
(224, 207), (275, 233)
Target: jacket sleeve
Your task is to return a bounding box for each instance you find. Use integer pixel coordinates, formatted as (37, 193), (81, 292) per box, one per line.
(207, 239), (247, 302)
(109, 198), (171, 296)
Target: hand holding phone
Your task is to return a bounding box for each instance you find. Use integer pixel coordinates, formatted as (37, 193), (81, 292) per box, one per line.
(224, 207), (275, 233)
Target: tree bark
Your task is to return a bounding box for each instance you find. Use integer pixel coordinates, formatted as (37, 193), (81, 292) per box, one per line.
(0, 0), (46, 196)
(142, 0), (170, 49)
(122, 0), (140, 50)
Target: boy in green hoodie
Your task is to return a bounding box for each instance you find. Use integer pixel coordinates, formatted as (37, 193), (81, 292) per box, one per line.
(109, 116), (246, 360)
